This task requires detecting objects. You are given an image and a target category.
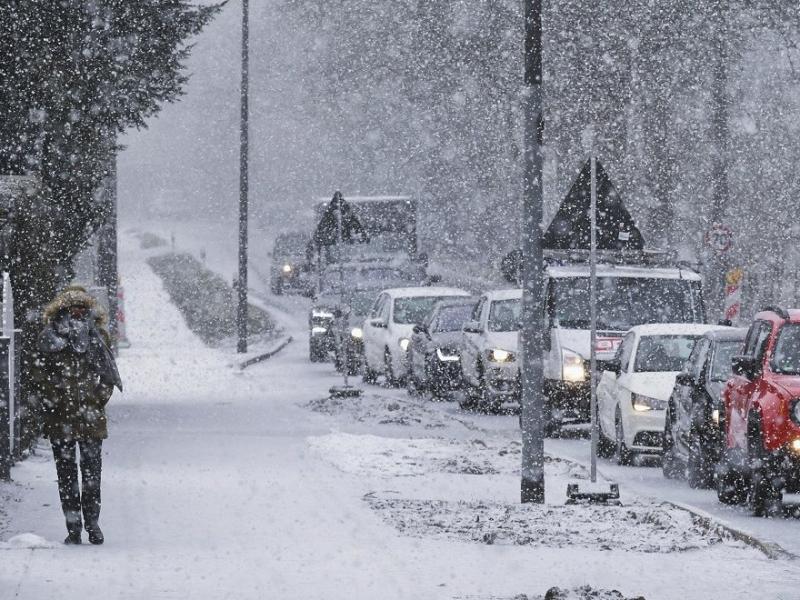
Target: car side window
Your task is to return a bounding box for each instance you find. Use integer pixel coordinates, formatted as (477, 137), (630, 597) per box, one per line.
(744, 320), (772, 360)
(380, 298), (391, 322)
(618, 333), (635, 372)
(472, 297), (486, 322)
(370, 295), (385, 319)
(688, 339), (710, 380)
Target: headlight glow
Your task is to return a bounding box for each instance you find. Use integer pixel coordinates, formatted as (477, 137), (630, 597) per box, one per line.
(436, 348), (460, 362)
(631, 393), (666, 412)
(399, 338), (410, 351)
(311, 326), (327, 335)
(790, 439), (800, 453)
(561, 348), (585, 382)
(711, 409), (720, 424)
(282, 264), (292, 274)
(350, 327), (363, 339)
(488, 348), (514, 363)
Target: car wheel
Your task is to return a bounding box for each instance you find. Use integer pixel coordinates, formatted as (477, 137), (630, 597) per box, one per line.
(661, 409), (683, 479)
(715, 453), (748, 505)
(309, 338), (326, 363)
(614, 408), (633, 466)
(597, 427), (615, 458)
(687, 437), (713, 489)
(748, 419), (783, 518)
(384, 348), (402, 388)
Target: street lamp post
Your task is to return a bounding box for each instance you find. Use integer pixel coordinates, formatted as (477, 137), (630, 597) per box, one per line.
(237, 0), (250, 354)
(520, 0), (545, 504)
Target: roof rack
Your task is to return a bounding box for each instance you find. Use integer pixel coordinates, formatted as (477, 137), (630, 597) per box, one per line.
(762, 305), (790, 319)
(543, 248), (679, 268)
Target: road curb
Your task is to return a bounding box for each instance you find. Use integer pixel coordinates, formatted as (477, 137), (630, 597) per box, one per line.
(661, 499), (797, 561)
(238, 336), (294, 369)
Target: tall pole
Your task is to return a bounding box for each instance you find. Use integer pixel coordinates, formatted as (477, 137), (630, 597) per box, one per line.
(237, 0), (250, 354)
(98, 147), (118, 353)
(589, 152), (598, 483)
(520, 0), (545, 504)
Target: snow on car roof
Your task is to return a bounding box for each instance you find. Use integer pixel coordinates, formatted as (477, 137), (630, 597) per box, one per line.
(382, 286), (470, 298)
(483, 288), (523, 301)
(546, 263), (702, 281)
(629, 323), (729, 337)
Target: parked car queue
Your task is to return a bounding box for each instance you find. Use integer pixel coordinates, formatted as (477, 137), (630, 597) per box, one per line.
(309, 281), (800, 518)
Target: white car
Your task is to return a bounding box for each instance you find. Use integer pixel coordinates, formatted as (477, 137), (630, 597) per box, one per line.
(460, 289), (521, 412)
(361, 287), (470, 386)
(597, 323), (726, 465)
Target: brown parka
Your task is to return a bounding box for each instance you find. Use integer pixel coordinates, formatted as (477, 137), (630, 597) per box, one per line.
(34, 288), (116, 441)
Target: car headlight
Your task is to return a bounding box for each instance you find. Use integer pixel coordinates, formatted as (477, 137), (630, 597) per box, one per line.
(561, 348), (586, 382)
(711, 408), (720, 424)
(311, 326), (327, 335)
(790, 399), (800, 425)
(631, 393), (667, 412)
(282, 264), (292, 274)
(487, 348), (514, 363)
(350, 327), (363, 339)
(436, 347), (460, 362)
(399, 338), (410, 351)
(312, 309), (334, 319)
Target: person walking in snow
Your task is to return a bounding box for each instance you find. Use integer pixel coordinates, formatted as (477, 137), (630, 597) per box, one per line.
(35, 286), (122, 545)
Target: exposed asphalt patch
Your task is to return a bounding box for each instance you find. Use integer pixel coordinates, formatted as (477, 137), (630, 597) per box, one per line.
(453, 587), (645, 600)
(305, 392), (449, 428)
(365, 494), (741, 553)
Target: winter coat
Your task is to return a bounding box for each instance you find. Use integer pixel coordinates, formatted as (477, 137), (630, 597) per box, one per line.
(34, 287), (122, 441)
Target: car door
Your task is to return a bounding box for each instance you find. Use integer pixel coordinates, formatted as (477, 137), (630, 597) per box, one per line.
(674, 338), (709, 452)
(410, 308), (435, 380)
(362, 294), (387, 369)
(461, 296), (487, 386)
(598, 332), (634, 438)
(727, 320), (771, 449)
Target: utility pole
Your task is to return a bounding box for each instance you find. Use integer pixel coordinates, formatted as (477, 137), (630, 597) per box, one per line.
(237, 0), (250, 353)
(520, 0), (545, 504)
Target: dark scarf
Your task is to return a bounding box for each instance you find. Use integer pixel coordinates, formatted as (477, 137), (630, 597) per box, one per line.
(39, 312), (123, 391)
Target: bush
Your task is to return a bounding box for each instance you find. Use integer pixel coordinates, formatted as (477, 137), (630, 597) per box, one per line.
(147, 252), (274, 346)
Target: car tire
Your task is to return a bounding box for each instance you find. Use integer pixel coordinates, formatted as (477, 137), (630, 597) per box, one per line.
(614, 408), (633, 466)
(687, 438), (713, 489)
(384, 348), (402, 388)
(597, 428), (615, 458)
(662, 410), (683, 479)
(748, 419), (783, 518)
(715, 454), (748, 505)
(309, 338), (326, 363)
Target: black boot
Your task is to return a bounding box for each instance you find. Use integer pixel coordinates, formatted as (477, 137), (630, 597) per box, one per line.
(85, 522), (104, 545)
(65, 513), (82, 545)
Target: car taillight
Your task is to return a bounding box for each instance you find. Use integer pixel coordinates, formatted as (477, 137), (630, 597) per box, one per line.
(595, 337), (621, 353)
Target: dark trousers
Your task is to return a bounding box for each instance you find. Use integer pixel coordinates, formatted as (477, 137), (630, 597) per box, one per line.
(51, 439), (103, 528)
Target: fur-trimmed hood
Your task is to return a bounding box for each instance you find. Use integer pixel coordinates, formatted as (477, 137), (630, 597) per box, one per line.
(42, 286), (107, 329)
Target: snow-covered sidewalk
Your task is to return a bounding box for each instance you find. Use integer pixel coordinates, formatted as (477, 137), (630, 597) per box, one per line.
(1, 231), (799, 599)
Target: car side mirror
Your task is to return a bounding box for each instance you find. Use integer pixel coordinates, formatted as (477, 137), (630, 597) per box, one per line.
(412, 324), (428, 335)
(675, 371), (693, 386)
(463, 320), (482, 334)
(370, 318), (387, 329)
(732, 355), (759, 379)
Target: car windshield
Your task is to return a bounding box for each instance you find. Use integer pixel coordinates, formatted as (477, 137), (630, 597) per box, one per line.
(552, 276), (704, 331)
(273, 233), (307, 257)
(394, 296), (461, 325)
(634, 335), (700, 372)
(710, 340), (742, 381)
(488, 299), (521, 332)
(319, 267), (406, 294)
(434, 304), (475, 332)
(346, 290), (378, 316)
(771, 324), (800, 375)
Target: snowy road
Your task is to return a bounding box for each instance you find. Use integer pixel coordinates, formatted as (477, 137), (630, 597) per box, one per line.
(2, 227), (800, 599)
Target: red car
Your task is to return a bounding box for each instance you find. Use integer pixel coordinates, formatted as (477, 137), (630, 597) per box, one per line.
(717, 307), (800, 516)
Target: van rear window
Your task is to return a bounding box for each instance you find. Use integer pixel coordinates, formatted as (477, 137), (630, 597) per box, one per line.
(551, 277), (704, 331)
